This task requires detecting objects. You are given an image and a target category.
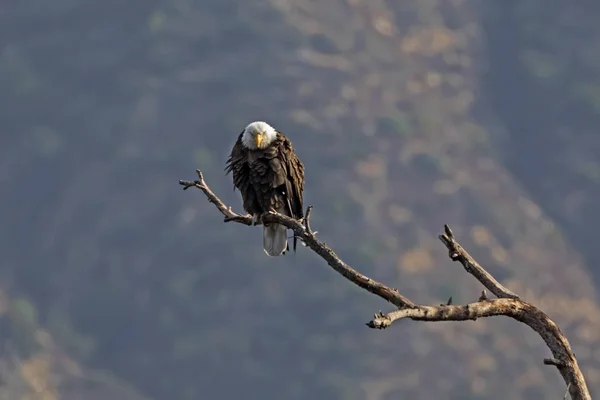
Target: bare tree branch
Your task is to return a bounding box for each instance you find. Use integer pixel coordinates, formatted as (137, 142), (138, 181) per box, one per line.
(180, 170), (415, 308)
(439, 225), (520, 299)
(179, 169), (591, 400)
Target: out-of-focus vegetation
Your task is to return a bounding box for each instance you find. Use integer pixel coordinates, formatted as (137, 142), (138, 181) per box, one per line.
(1, 1), (600, 399)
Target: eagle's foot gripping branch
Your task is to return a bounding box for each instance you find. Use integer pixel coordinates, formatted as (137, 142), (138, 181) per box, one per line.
(301, 205), (314, 235)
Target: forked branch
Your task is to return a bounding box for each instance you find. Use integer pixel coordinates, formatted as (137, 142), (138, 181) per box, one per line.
(179, 169), (591, 400)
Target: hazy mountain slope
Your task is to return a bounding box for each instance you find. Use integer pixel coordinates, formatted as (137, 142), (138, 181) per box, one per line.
(1, 0), (599, 399)
(480, 1), (600, 286)
(0, 288), (151, 400)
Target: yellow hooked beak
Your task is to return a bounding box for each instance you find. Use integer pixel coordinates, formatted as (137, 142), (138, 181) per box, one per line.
(255, 132), (264, 148)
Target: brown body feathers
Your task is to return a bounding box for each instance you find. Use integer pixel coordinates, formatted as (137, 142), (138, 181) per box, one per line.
(225, 130), (305, 254)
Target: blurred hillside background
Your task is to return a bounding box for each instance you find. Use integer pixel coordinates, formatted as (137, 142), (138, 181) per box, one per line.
(1, 0), (600, 399)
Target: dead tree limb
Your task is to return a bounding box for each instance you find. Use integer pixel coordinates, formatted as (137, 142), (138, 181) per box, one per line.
(179, 169), (591, 400)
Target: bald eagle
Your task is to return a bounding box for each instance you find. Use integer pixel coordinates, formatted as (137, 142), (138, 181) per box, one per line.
(225, 121), (305, 256)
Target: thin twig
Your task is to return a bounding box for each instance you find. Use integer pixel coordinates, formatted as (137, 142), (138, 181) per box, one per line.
(439, 224), (520, 299)
(179, 169), (591, 400)
(479, 290), (488, 302)
(180, 170), (254, 225)
(545, 358), (567, 368)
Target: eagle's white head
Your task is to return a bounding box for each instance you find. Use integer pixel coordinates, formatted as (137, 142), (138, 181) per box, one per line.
(241, 121), (277, 150)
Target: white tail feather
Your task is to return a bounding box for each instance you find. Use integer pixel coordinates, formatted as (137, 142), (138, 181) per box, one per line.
(263, 223), (288, 256)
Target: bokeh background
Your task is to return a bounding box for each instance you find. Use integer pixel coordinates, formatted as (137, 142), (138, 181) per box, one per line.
(2, 1), (600, 399)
